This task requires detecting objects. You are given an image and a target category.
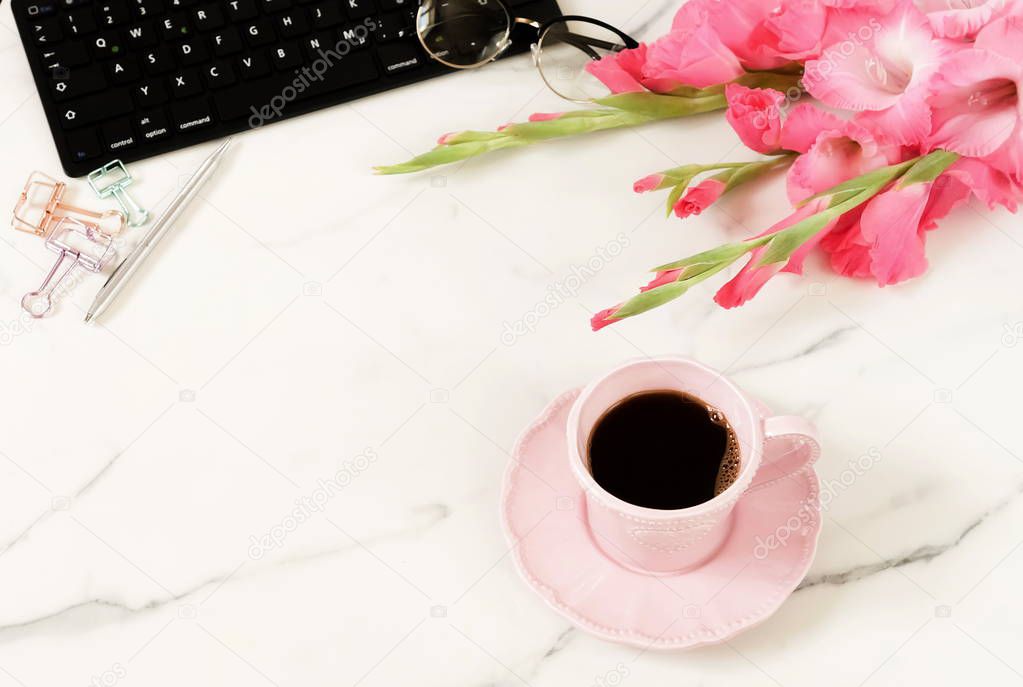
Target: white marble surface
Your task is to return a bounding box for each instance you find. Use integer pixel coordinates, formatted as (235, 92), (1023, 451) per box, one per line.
(3, 0), (1023, 684)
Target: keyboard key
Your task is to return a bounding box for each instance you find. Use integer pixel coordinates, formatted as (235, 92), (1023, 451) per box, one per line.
(136, 109), (171, 141)
(171, 97), (215, 132)
(270, 42), (301, 70)
(277, 10), (308, 37)
(344, 0), (374, 19)
(134, 79), (169, 106)
(102, 116), (137, 151)
(203, 60), (236, 88)
(237, 52), (270, 78)
(159, 13), (191, 39)
(125, 22), (157, 47)
(243, 18), (276, 46)
(62, 9), (97, 36)
(132, 0), (164, 18)
(167, 0), (198, 8)
(212, 27), (242, 56)
(377, 41), (422, 74)
(170, 69), (202, 97)
(40, 43), (91, 72)
(143, 46), (175, 73)
(50, 62), (106, 101)
(59, 88), (132, 129)
(177, 37), (209, 64)
(338, 22), (370, 48)
(214, 50), (376, 120)
(92, 30), (124, 58)
(379, 0), (412, 9)
(194, 4), (224, 30)
(108, 56), (141, 83)
(65, 129), (103, 162)
(302, 31), (332, 59)
(376, 11), (412, 42)
(21, 0), (60, 17)
(30, 18), (62, 44)
(97, 0), (130, 27)
(309, 1), (342, 28)
(59, 0), (91, 9)
(224, 0), (257, 21)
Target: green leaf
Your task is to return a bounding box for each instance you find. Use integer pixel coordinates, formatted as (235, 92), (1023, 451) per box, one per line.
(652, 239), (763, 273)
(595, 91), (727, 118)
(897, 150), (959, 188)
(665, 181), (688, 217)
(797, 157), (918, 207)
(611, 281), (692, 319)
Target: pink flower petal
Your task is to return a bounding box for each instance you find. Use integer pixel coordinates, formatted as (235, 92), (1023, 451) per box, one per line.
(779, 104), (846, 153)
(642, 23), (745, 91)
(928, 49), (1022, 158)
(591, 305), (622, 331)
(640, 269), (684, 292)
(860, 182), (932, 286)
(674, 179), (727, 218)
(725, 84), (786, 154)
(633, 173), (666, 194)
(584, 45), (648, 94)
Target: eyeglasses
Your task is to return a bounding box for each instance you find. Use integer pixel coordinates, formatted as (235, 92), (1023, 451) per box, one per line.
(415, 0), (639, 102)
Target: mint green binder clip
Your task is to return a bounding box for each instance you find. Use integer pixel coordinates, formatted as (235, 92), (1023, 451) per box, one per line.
(87, 159), (150, 227)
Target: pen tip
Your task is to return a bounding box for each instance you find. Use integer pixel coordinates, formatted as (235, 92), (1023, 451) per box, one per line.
(84, 312), (93, 323)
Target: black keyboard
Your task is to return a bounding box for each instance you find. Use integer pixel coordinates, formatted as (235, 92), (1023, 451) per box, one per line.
(12, 0), (562, 177)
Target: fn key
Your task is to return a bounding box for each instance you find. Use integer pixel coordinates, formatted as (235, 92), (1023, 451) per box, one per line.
(171, 98), (215, 133)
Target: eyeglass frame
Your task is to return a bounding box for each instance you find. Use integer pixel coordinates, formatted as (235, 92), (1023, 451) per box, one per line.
(414, 1), (639, 96)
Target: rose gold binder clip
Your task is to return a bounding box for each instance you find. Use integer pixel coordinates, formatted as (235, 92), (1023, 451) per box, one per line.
(12, 171), (124, 238)
(21, 216), (117, 318)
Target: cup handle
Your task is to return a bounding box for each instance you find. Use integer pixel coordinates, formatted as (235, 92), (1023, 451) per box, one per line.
(752, 416), (821, 488)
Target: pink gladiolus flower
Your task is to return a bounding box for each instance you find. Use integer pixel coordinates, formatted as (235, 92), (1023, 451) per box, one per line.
(915, 0), (1010, 39)
(527, 112), (565, 123)
(714, 202), (831, 308)
(585, 25), (745, 93)
(591, 305), (623, 331)
(674, 179), (727, 218)
(725, 85), (786, 153)
(787, 119), (896, 203)
(641, 23), (745, 91)
(585, 45), (648, 94)
(945, 158), (1023, 211)
(804, 0), (947, 146)
(633, 173), (666, 194)
(641, 269), (685, 292)
(779, 104), (845, 153)
(929, 17), (1023, 178)
(821, 174), (971, 283)
(674, 0), (827, 70)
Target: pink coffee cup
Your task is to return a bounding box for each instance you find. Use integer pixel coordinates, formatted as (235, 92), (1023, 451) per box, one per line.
(566, 356), (820, 575)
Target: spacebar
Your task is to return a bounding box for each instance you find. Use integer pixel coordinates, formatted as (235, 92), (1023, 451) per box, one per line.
(214, 52), (378, 122)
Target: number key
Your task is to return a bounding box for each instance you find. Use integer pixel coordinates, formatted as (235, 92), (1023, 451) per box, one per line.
(97, 0), (130, 26)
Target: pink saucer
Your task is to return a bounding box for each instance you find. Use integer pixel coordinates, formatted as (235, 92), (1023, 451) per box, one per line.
(501, 389), (821, 650)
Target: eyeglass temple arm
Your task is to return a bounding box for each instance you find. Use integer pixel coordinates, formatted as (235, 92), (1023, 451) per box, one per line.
(532, 14), (640, 49)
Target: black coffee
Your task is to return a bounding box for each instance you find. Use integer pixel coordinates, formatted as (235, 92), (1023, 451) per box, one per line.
(586, 390), (740, 510)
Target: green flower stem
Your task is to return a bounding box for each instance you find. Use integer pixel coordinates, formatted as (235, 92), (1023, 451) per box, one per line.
(662, 154), (796, 215)
(374, 71), (803, 175)
(604, 150), (960, 324)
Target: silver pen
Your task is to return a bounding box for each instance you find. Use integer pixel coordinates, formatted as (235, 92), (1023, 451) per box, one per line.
(84, 138), (234, 323)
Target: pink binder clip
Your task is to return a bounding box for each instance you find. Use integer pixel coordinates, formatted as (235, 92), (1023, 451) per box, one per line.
(21, 216), (117, 318)
(12, 171), (124, 238)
